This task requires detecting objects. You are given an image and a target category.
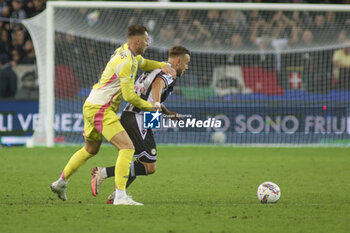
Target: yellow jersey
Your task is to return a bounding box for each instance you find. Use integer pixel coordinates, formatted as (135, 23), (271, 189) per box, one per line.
(86, 43), (166, 112)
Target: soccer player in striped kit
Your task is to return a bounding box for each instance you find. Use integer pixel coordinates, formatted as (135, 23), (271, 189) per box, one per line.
(90, 45), (191, 204)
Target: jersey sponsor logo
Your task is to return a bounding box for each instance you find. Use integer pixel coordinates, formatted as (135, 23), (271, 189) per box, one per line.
(134, 85), (147, 94)
(119, 51), (127, 59)
(143, 110), (162, 129)
(162, 74), (174, 85)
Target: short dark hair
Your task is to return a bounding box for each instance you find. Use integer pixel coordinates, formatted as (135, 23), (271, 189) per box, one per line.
(127, 24), (147, 38)
(168, 46), (190, 58)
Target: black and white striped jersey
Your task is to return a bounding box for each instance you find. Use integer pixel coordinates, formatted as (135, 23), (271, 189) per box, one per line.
(124, 64), (176, 113)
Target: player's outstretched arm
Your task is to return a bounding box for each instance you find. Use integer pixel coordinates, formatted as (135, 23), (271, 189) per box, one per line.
(138, 56), (166, 71)
(117, 56), (153, 111)
(138, 57), (176, 77)
(161, 64), (176, 78)
(120, 76), (155, 111)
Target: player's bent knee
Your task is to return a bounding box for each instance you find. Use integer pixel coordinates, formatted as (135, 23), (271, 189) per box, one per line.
(145, 163), (157, 175)
(84, 141), (102, 155)
(87, 149), (98, 155)
(85, 147), (99, 155)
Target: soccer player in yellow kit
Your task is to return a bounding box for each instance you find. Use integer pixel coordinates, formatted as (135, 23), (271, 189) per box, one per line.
(89, 46), (190, 204)
(50, 25), (175, 206)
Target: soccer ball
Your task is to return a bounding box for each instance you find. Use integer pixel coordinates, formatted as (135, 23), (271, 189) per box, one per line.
(211, 131), (226, 144)
(257, 181), (281, 203)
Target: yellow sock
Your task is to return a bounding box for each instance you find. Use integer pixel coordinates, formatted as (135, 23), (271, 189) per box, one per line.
(61, 147), (94, 180)
(115, 149), (134, 190)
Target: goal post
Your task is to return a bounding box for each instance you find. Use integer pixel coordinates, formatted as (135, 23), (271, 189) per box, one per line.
(21, 9), (55, 147)
(23, 1), (350, 147)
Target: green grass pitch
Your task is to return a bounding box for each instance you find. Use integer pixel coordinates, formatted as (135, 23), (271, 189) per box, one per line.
(1, 146), (349, 233)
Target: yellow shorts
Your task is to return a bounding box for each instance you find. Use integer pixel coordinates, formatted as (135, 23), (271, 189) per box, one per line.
(83, 101), (125, 142)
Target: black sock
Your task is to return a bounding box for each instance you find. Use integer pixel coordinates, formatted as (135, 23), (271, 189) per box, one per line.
(106, 166), (115, 177)
(126, 176), (136, 188)
(130, 160), (147, 176)
(127, 160), (147, 188)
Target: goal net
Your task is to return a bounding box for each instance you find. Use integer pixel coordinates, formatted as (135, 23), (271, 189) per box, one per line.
(23, 2), (350, 146)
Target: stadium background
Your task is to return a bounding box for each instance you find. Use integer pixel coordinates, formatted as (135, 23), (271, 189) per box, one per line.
(1, 0), (350, 146)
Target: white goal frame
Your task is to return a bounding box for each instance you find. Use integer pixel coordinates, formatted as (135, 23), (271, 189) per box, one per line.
(27, 1), (350, 147)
